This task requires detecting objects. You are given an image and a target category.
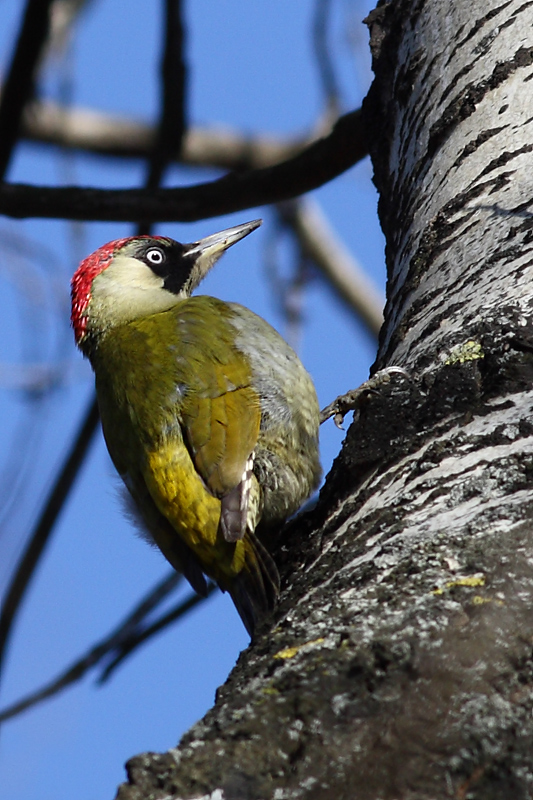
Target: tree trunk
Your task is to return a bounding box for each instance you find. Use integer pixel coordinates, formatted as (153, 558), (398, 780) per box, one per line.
(115, 1), (533, 798)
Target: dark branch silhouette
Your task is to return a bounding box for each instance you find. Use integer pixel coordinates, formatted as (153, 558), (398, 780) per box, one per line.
(0, 575), (216, 723)
(0, 0), (55, 177)
(145, 0), (187, 189)
(0, 397), (100, 681)
(0, 109), (365, 222)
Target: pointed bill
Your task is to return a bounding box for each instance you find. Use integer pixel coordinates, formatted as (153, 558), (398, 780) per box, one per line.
(184, 219), (262, 291)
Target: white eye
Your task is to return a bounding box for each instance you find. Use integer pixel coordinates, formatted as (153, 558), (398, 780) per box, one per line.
(146, 247), (165, 266)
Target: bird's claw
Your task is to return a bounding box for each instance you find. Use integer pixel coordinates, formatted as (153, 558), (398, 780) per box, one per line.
(320, 367), (411, 428)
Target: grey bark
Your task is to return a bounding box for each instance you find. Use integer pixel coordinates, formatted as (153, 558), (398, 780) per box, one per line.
(115, 1), (533, 798)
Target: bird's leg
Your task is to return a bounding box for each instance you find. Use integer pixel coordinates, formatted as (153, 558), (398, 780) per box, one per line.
(320, 367), (411, 429)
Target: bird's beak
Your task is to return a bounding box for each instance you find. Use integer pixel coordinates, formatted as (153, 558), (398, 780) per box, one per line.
(184, 219), (262, 291)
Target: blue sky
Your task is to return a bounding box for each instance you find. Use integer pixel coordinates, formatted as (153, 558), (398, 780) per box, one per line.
(0, 2), (383, 798)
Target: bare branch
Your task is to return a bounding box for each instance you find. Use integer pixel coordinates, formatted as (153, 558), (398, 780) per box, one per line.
(313, 0), (342, 117)
(98, 584), (216, 683)
(145, 0), (187, 189)
(44, 0), (92, 61)
(0, 397), (100, 681)
(20, 100), (379, 328)
(0, 0), (55, 177)
(21, 99), (309, 169)
(19, 100), (379, 323)
(278, 198), (384, 338)
(0, 574), (215, 723)
(262, 218), (309, 352)
(0, 109), (366, 222)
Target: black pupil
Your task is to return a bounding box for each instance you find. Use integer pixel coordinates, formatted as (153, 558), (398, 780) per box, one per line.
(148, 249), (163, 263)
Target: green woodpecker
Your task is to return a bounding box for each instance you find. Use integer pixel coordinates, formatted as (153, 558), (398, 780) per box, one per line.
(71, 219), (321, 635)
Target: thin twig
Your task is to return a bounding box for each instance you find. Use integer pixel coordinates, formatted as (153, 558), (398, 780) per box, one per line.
(278, 198), (384, 338)
(263, 214), (310, 353)
(43, 0), (91, 63)
(0, 574), (214, 723)
(0, 0), (55, 177)
(313, 0), (341, 117)
(139, 0), (187, 236)
(98, 584), (216, 683)
(0, 397), (100, 680)
(145, 0), (187, 190)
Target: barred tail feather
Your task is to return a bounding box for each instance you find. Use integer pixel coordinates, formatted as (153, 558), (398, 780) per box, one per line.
(228, 532), (280, 637)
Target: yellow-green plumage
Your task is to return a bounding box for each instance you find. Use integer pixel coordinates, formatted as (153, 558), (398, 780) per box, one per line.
(72, 222), (321, 635)
(93, 298), (263, 584)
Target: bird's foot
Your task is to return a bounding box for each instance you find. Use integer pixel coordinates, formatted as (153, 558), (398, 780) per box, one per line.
(320, 367), (410, 429)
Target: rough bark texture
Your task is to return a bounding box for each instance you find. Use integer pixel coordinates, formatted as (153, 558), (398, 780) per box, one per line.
(115, 1), (533, 798)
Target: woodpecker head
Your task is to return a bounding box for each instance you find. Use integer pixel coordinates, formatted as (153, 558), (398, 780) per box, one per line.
(71, 219), (261, 354)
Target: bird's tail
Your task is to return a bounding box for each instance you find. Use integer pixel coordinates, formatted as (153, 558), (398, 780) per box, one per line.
(227, 532), (280, 637)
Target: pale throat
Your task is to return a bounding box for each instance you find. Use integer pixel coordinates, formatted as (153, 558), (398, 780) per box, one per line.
(88, 255), (182, 331)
